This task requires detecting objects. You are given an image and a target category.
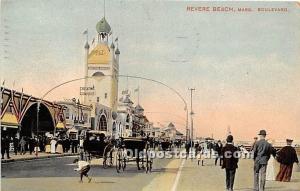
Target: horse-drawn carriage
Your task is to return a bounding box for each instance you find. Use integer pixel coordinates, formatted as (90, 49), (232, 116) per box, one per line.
(83, 130), (114, 168)
(115, 137), (154, 173)
(160, 140), (172, 151)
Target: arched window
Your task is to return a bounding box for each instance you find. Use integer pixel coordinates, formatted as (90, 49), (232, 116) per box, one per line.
(112, 122), (116, 132)
(99, 115), (107, 131)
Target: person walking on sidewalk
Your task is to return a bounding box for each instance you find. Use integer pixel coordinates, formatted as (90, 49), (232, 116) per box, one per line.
(29, 137), (35, 155)
(253, 130), (274, 191)
(276, 139), (299, 182)
(222, 135), (239, 191)
(215, 140), (223, 166)
(1, 136), (11, 159)
(13, 136), (19, 155)
(19, 136), (26, 155)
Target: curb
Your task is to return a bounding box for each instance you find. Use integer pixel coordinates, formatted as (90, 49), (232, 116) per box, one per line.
(1, 153), (79, 163)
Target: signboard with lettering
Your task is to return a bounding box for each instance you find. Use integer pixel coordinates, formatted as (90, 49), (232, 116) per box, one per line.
(80, 86), (95, 95)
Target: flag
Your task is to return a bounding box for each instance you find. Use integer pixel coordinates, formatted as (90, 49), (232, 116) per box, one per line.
(115, 37), (118, 42)
(82, 29), (88, 35)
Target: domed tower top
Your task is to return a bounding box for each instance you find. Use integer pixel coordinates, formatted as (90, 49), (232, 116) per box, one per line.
(96, 17), (111, 34)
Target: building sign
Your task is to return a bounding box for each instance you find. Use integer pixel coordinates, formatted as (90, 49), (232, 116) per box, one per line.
(80, 86), (95, 95)
(88, 44), (111, 64)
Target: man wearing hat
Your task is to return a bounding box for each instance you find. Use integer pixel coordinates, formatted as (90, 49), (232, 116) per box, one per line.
(215, 140), (223, 166)
(253, 130), (275, 191)
(275, 139), (299, 182)
(221, 135), (239, 191)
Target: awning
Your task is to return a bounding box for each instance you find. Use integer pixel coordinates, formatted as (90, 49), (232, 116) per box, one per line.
(56, 122), (65, 129)
(1, 112), (19, 128)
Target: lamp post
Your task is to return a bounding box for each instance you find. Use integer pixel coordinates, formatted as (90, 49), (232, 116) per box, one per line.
(39, 73), (189, 143)
(189, 88), (195, 146)
(0, 83), (4, 131)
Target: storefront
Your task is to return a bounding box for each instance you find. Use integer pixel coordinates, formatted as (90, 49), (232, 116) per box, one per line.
(1, 112), (20, 138)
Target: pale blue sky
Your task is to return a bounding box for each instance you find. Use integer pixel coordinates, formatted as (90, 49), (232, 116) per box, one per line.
(1, 1), (300, 139)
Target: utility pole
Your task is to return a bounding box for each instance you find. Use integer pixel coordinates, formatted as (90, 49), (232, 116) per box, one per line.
(189, 88), (195, 146)
(0, 81), (4, 131)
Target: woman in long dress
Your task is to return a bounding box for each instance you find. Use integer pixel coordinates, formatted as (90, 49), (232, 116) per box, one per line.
(266, 140), (277, 181)
(50, 138), (57, 154)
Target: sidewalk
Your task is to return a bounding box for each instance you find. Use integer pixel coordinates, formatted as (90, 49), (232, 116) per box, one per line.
(1, 152), (79, 163)
(176, 158), (300, 191)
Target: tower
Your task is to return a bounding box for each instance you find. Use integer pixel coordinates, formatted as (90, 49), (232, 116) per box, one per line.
(83, 16), (120, 132)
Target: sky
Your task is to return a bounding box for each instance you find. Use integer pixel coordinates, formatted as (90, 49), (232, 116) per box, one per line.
(1, 0), (300, 141)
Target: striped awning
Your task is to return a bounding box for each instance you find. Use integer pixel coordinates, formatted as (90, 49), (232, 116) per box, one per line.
(1, 112), (19, 128)
(56, 122), (65, 129)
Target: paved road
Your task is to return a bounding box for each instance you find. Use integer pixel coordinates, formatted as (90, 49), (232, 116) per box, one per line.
(2, 156), (300, 191)
(1, 155), (180, 191)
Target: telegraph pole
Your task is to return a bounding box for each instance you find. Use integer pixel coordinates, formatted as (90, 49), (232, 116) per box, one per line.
(189, 88), (195, 146)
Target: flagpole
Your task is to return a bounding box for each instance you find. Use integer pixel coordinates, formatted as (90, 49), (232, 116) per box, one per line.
(138, 85), (140, 104)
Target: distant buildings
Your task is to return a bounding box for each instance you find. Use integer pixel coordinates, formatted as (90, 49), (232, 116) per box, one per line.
(57, 99), (91, 139)
(160, 122), (184, 141)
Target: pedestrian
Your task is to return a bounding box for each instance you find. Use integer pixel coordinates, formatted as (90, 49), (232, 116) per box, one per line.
(34, 137), (40, 156)
(185, 140), (191, 159)
(56, 138), (63, 154)
(50, 138), (57, 154)
(1, 136), (5, 159)
(19, 136), (26, 155)
(197, 145), (205, 166)
(29, 137), (35, 155)
(73, 158), (92, 183)
(215, 140), (223, 166)
(65, 138), (70, 153)
(275, 139), (299, 182)
(253, 130), (274, 191)
(39, 136), (45, 152)
(13, 136), (19, 155)
(251, 137), (258, 151)
(2, 136), (11, 159)
(266, 140), (277, 181)
(79, 136), (85, 160)
(221, 135), (239, 191)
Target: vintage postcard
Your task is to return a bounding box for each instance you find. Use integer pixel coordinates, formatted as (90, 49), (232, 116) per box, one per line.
(1, 0), (300, 191)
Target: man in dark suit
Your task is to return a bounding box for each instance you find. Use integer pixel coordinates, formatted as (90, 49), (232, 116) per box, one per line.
(215, 140), (223, 166)
(253, 130), (274, 191)
(222, 135), (239, 191)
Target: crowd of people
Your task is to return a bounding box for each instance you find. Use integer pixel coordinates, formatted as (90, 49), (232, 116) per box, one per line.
(194, 130), (299, 191)
(1, 134), (84, 159)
